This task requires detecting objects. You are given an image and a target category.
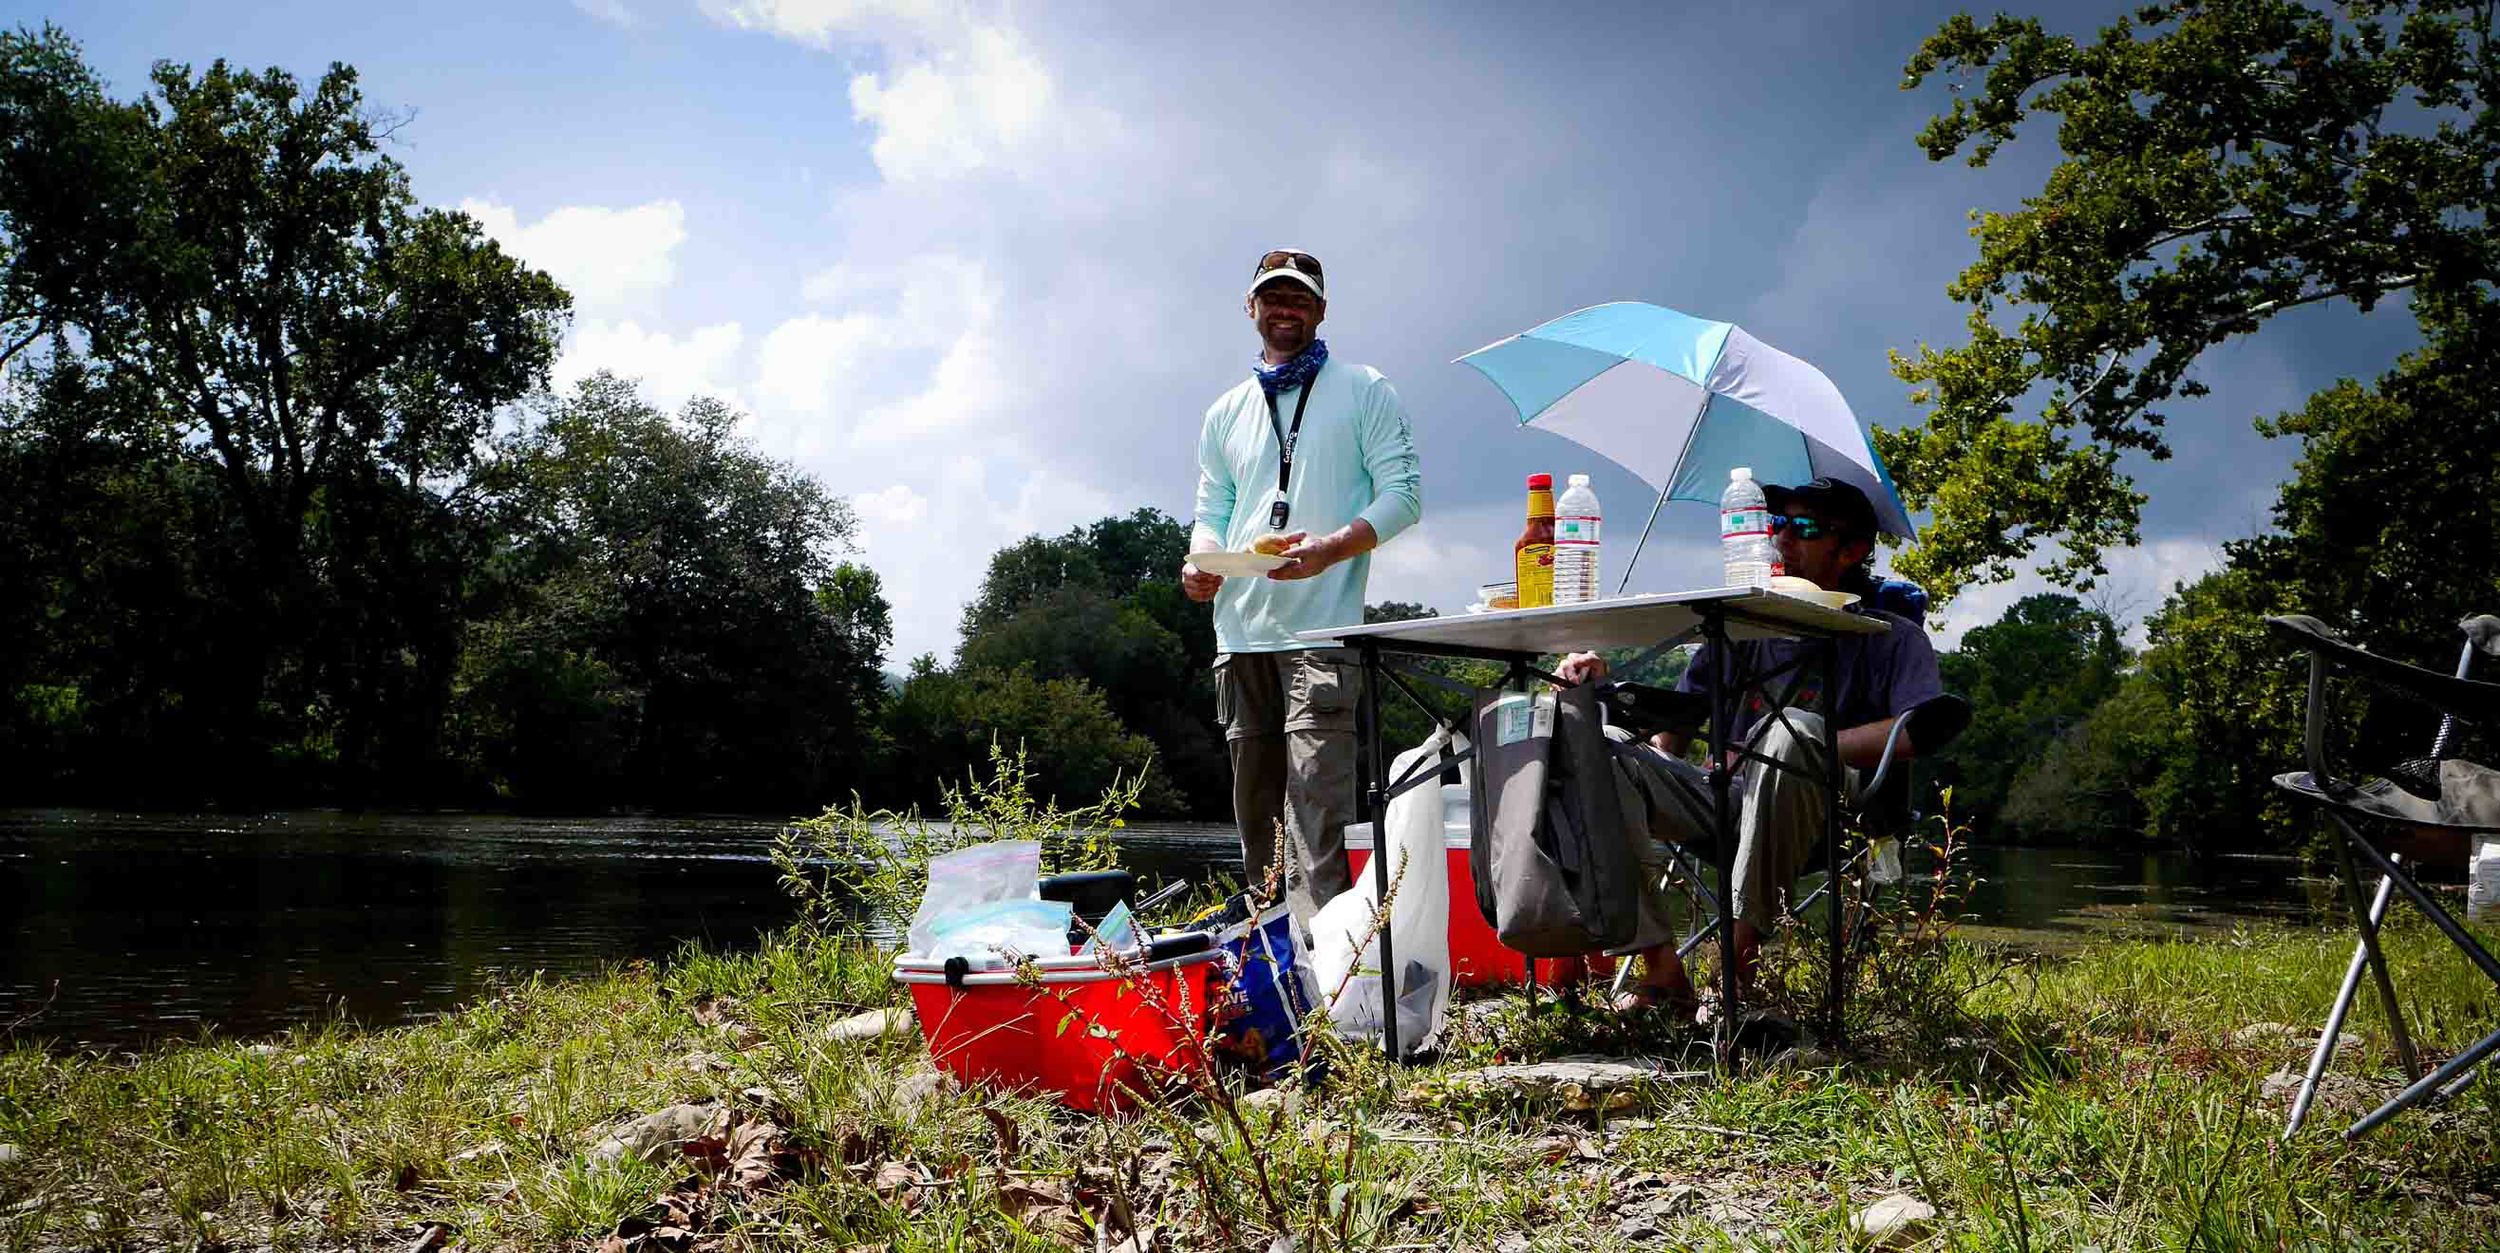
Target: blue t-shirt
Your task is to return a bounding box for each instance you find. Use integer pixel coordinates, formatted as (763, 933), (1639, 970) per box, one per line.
(1673, 607), (1943, 746)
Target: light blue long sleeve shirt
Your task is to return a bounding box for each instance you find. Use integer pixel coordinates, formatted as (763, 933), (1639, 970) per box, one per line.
(1192, 361), (1422, 653)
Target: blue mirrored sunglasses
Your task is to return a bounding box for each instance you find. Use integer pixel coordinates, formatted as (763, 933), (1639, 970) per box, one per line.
(1770, 514), (1830, 541)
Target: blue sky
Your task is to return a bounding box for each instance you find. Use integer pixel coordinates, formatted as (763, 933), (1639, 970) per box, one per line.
(33, 0), (2423, 663)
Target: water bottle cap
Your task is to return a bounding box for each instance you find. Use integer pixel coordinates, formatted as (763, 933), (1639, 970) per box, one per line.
(1567, 474), (1590, 486)
(1731, 466), (1753, 481)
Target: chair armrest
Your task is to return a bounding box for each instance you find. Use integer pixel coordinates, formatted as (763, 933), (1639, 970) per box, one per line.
(2267, 615), (2500, 723)
(1851, 694), (1971, 810)
(1596, 681), (1705, 740)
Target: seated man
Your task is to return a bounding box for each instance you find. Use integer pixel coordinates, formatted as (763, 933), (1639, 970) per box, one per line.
(1556, 477), (1943, 1016)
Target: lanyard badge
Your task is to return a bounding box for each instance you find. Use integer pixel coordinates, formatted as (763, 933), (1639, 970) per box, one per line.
(1264, 365), (1317, 532)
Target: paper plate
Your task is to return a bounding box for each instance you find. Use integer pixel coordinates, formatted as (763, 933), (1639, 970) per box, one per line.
(1189, 550), (1291, 578)
(1770, 586), (1859, 611)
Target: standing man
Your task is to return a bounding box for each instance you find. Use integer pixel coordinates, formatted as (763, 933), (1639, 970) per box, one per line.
(1183, 249), (1422, 931)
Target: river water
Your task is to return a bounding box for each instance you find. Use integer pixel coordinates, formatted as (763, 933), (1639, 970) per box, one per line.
(0, 808), (2332, 1050)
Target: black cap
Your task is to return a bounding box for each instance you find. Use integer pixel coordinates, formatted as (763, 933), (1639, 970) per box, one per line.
(1764, 477), (1878, 540)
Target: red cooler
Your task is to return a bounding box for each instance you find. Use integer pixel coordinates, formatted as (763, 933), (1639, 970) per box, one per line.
(894, 949), (1227, 1112)
(1344, 818), (1613, 988)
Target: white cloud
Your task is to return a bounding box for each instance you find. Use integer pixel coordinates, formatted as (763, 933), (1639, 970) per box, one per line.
(571, 0), (637, 26)
(848, 25), (1053, 182)
(700, 0), (952, 46)
(460, 198), (688, 320)
(754, 312), (882, 428)
(853, 329), (1008, 445)
(1367, 514), (1511, 616)
(558, 319), (747, 410)
(827, 454), (1123, 665)
(747, 252), (1005, 453)
(701, 0), (1059, 183)
(1926, 536), (2226, 651)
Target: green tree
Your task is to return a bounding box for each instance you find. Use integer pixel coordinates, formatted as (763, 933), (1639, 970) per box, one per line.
(2129, 333), (2500, 849)
(884, 660), (1180, 815)
(0, 28), (568, 798)
(955, 508), (1227, 814)
(1932, 593), (2127, 835)
(456, 374), (888, 809)
(1888, 2), (2499, 601)
(2000, 671), (2180, 845)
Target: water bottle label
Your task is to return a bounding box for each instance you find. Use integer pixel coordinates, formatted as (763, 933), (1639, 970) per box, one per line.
(1721, 507), (1769, 537)
(1556, 516), (1600, 543)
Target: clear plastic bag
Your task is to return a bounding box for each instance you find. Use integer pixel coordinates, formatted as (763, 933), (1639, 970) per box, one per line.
(1869, 836), (1904, 886)
(922, 897), (1073, 962)
(906, 839), (1041, 955)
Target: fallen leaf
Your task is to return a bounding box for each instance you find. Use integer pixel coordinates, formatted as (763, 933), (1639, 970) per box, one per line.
(1098, 1221), (1159, 1253)
(875, 1155), (925, 1195)
(999, 1178), (1074, 1211)
(394, 1163), (422, 1193)
(404, 1223), (451, 1253)
(723, 1118), (781, 1191)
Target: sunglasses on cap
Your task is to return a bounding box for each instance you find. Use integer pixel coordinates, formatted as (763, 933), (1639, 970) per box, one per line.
(1257, 249), (1322, 276)
(1770, 514), (1835, 541)
(1251, 250), (1325, 297)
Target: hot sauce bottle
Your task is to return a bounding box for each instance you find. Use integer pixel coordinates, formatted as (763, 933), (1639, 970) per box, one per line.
(1515, 473), (1555, 608)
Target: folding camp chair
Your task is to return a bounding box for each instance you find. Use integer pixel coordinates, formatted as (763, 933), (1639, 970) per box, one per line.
(2269, 612), (2500, 1140)
(1596, 681), (1971, 1006)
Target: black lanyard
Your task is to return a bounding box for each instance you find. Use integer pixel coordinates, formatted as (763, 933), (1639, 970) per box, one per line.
(1262, 364), (1317, 530)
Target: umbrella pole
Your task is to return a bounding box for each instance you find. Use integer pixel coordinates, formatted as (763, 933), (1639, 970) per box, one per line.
(1616, 485), (1672, 595)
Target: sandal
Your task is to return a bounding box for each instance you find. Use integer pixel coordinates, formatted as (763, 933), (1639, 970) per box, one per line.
(1610, 983), (1701, 1021)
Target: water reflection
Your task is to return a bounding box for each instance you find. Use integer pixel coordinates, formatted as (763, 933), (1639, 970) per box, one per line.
(2, 809), (2329, 1049)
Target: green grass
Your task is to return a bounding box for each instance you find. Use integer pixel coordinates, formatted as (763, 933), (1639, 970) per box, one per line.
(3, 917), (2497, 1251)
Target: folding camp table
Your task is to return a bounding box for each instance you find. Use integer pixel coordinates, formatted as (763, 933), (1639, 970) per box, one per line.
(1299, 586), (1887, 1064)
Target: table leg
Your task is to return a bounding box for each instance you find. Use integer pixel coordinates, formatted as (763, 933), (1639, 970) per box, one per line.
(1360, 641), (1401, 1063)
(1822, 638), (1844, 1044)
(1707, 609), (1736, 1068)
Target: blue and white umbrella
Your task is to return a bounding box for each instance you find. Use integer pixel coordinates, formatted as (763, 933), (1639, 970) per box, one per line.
(1457, 301), (1912, 587)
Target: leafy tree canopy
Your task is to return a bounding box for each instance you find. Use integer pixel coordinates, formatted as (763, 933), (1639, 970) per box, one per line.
(1934, 593), (2127, 831)
(459, 374), (886, 809)
(1888, 1), (2498, 600)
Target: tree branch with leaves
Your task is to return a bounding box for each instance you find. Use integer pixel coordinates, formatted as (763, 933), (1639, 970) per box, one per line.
(1887, 1), (2498, 600)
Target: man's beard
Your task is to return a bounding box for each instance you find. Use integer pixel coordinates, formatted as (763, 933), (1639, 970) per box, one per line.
(1264, 324), (1311, 356)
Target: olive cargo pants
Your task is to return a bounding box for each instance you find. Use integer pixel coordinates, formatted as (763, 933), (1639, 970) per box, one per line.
(1215, 648), (1363, 933)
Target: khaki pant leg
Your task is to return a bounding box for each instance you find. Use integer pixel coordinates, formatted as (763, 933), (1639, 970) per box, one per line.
(1604, 731), (1714, 955)
(1729, 708), (1834, 930)
(1281, 650), (1360, 930)
(1217, 653), (1290, 901)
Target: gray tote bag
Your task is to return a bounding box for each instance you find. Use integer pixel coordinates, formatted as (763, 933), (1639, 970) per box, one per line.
(1467, 683), (1640, 957)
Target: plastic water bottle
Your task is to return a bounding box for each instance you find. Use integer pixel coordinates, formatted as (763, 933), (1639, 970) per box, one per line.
(1720, 466), (1776, 588)
(1553, 474), (1602, 603)
(2472, 835), (2500, 922)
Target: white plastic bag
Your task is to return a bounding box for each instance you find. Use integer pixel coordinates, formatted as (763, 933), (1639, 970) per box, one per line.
(1311, 727), (1459, 1051)
(906, 839), (1041, 955)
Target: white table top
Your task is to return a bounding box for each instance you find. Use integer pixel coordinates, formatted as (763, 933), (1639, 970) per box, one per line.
(1296, 586), (1887, 656)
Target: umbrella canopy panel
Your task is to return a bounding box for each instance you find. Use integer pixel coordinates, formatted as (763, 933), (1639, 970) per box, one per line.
(1458, 302), (1913, 539)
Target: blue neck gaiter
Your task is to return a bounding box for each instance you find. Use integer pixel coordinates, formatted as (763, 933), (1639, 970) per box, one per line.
(1253, 339), (1328, 399)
